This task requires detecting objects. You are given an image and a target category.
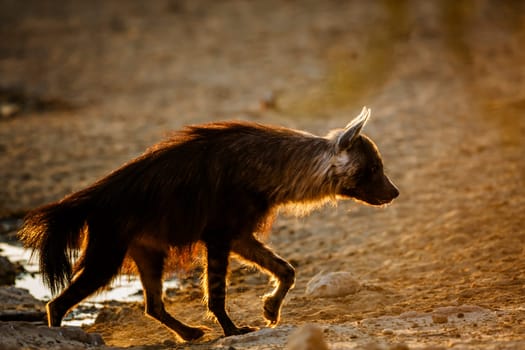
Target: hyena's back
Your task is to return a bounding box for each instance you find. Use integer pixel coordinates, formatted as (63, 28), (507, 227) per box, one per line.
(88, 122), (301, 242)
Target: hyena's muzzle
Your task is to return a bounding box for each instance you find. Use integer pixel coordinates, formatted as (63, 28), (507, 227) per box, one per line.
(354, 172), (399, 206)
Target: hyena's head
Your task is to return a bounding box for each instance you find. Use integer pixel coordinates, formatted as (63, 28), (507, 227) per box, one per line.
(329, 107), (399, 206)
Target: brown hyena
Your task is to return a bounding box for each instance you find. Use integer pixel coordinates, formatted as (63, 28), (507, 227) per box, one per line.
(19, 107), (398, 341)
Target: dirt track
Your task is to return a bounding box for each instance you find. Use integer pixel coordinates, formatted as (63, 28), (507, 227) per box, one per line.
(1, 1), (524, 349)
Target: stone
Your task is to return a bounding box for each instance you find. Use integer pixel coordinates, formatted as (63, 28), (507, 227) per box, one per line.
(0, 256), (17, 285)
(286, 324), (329, 350)
(305, 271), (360, 298)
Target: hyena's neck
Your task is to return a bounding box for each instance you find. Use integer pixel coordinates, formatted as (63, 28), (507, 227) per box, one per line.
(268, 136), (337, 207)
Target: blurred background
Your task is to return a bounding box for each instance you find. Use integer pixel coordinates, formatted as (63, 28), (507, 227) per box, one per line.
(0, 0), (523, 215)
(0, 0), (524, 347)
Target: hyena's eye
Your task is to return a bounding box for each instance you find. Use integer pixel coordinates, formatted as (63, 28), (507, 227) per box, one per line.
(369, 163), (382, 175)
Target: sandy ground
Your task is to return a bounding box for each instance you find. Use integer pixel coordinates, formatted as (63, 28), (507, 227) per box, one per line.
(1, 1), (524, 349)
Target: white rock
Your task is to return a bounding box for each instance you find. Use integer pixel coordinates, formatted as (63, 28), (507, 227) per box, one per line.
(286, 324), (329, 350)
(305, 271), (361, 298)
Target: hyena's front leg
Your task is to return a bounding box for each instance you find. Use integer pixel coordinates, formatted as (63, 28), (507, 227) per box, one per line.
(205, 239), (257, 336)
(231, 235), (295, 325)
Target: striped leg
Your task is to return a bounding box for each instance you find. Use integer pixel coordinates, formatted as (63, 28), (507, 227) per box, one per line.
(205, 239), (257, 336)
(128, 244), (206, 341)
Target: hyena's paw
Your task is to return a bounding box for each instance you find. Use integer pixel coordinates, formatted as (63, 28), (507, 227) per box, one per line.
(179, 326), (209, 341)
(225, 326), (258, 337)
(262, 295), (281, 326)
(46, 301), (65, 327)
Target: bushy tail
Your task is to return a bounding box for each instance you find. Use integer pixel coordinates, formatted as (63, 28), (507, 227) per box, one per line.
(18, 194), (91, 295)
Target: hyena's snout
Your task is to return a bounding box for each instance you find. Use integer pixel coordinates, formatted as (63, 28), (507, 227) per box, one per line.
(379, 175), (399, 204)
(355, 173), (399, 206)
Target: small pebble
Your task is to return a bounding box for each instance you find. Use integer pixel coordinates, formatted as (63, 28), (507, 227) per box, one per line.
(0, 103), (20, 118)
(389, 343), (410, 350)
(382, 328), (394, 335)
(432, 314), (448, 324)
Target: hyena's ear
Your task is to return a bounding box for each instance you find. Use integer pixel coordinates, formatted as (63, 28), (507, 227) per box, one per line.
(336, 106), (370, 151)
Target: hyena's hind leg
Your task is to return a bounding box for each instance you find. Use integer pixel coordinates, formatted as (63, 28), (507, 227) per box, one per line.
(47, 226), (127, 327)
(127, 243), (206, 341)
(231, 235), (295, 325)
(204, 239), (257, 336)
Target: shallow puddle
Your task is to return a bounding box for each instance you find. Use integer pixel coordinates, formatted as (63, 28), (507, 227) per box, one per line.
(0, 240), (180, 326)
